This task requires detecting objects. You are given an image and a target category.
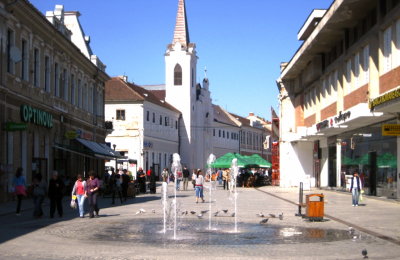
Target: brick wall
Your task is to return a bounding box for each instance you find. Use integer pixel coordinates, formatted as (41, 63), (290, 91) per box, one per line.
(294, 94), (304, 132)
(320, 102), (337, 121)
(304, 114), (316, 128)
(380, 66), (400, 94)
(343, 83), (368, 111)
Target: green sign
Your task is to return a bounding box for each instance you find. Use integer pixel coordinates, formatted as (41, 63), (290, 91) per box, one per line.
(20, 105), (52, 129)
(6, 122), (27, 132)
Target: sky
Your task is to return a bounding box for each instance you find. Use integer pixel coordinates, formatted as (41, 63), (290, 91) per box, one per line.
(30, 0), (333, 121)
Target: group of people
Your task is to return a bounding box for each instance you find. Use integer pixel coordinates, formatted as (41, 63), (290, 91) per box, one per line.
(12, 168), (102, 219)
(136, 167), (156, 194)
(108, 169), (131, 204)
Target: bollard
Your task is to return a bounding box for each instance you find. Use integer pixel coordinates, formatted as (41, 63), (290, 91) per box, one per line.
(295, 182), (305, 217)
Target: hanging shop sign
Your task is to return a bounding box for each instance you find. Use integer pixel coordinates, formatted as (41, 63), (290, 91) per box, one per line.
(75, 129), (93, 141)
(5, 122), (27, 132)
(369, 86), (400, 110)
(382, 124), (400, 136)
(334, 111), (351, 123)
(20, 105), (52, 129)
(65, 131), (78, 139)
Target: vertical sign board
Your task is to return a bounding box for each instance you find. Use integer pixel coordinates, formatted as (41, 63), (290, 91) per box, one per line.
(382, 124), (400, 136)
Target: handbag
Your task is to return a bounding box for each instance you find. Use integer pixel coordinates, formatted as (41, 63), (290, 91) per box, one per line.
(70, 199), (77, 210)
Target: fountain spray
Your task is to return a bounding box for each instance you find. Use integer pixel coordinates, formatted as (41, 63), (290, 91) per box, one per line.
(231, 158), (239, 232)
(171, 153), (182, 240)
(206, 154), (216, 230)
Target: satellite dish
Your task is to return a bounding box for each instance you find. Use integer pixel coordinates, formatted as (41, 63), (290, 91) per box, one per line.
(10, 46), (22, 63)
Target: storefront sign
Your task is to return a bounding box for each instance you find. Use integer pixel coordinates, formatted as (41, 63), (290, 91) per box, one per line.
(20, 105), (52, 129)
(5, 122), (27, 131)
(334, 111), (351, 123)
(369, 86), (400, 109)
(143, 141), (153, 148)
(76, 129), (93, 141)
(382, 124), (400, 136)
(65, 131), (78, 139)
(316, 120), (329, 131)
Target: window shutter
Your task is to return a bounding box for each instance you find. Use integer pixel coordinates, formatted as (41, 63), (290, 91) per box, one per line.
(354, 52), (360, 89)
(384, 27), (392, 73)
(363, 45), (369, 84)
(347, 60), (352, 94)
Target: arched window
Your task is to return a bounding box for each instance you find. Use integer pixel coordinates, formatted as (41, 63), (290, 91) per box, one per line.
(174, 64), (182, 85)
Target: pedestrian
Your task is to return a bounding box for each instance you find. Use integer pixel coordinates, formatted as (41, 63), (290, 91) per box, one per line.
(87, 171), (101, 218)
(32, 173), (47, 219)
(137, 167), (146, 194)
(149, 166), (156, 194)
(48, 171), (64, 218)
(192, 169), (196, 190)
(11, 167), (27, 216)
(223, 169), (228, 190)
(218, 169), (223, 185)
(182, 166), (189, 191)
(146, 168), (151, 182)
(195, 169), (205, 203)
(162, 168), (168, 182)
(71, 174), (87, 218)
(121, 169), (130, 201)
(110, 173), (123, 204)
(349, 171), (362, 207)
(175, 170), (182, 191)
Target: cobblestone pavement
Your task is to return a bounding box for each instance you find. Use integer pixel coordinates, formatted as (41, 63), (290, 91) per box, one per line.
(0, 183), (399, 260)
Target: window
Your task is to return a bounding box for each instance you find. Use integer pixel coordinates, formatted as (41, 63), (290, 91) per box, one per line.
(175, 120), (178, 129)
(383, 26), (392, 73)
(33, 49), (40, 87)
(165, 116), (169, 126)
(219, 130), (221, 137)
(54, 63), (60, 97)
(223, 131), (225, 138)
(90, 86), (94, 113)
(304, 92), (309, 117)
(71, 74), (75, 105)
(63, 69), (68, 101)
(159, 115), (162, 125)
(231, 132), (233, 139)
(116, 109), (125, 120)
(213, 129), (215, 136)
(313, 88), (316, 113)
(77, 79), (82, 108)
(346, 59), (352, 94)
(45, 56), (50, 92)
(354, 52), (360, 89)
(152, 113), (155, 123)
(227, 131), (229, 139)
(146, 111), (149, 121)
(309, 90), (313, 114)
(191, 68), (194, 88)
(332, 71), (338, 102)
(322, 79), (326, 108)
(174, 64), (182, 85)
(98, 92), (103, 116)
(171, 118), (173, 128)
(7, 29), (14, 74)
(396, 19), (400, 67)
(327, 75), (331, 105)
(84, 83), (88, 111)
(21, 39), (28, 81)
(363, 45), (370, 84)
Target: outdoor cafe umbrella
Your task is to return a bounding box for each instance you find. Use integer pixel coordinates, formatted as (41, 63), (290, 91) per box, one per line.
(208, 153), (256, 168)
(247, 154), (272, 168)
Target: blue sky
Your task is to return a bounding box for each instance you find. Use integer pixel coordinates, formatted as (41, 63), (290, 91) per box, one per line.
(30, 0), (333, 121)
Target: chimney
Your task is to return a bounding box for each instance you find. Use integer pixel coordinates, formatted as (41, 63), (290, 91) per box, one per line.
(280, 62), (288, 72)
(249, 112), (254, 117)
(117, 75), (128, 82)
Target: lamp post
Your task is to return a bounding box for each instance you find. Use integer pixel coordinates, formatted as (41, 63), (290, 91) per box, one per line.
(113, 144), (117, 173)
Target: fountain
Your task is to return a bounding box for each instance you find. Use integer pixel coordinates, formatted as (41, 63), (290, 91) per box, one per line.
(230, 158), (240, 232)
(161, 182), (168, 233)
(171, 153), (182, 239)
(206, 154), (216, 230)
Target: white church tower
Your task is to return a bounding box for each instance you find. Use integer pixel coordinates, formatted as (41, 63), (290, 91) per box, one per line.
(165, 0), (198, 169)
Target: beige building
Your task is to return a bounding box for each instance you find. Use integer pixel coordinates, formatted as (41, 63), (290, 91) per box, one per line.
(0, 1), (111, 202)
(277, 0), (400, 199)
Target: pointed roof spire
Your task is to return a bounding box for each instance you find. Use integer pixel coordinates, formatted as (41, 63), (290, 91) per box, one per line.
(173, 0), (190, 48)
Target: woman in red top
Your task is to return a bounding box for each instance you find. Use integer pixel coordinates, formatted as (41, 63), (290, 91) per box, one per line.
(71, 174), (87, 218)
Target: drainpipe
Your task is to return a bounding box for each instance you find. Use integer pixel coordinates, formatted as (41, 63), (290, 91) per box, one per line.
(178, 114), (182, 155)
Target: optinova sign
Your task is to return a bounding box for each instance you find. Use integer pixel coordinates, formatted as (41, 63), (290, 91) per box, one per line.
(20, 105), (53, 129)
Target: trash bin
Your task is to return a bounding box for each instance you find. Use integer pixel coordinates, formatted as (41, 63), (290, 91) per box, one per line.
(127, 181), (136, 198)
(305, 194), (324, 221)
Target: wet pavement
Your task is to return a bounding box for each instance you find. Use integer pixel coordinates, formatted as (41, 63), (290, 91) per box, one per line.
(0, 183), (399, 259)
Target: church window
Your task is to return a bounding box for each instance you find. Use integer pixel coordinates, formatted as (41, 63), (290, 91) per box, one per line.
(174, 64), (182, 85)
(116, 110), (125, 120)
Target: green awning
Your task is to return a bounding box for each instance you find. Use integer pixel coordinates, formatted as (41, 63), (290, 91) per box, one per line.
(53, 141), (123, 160)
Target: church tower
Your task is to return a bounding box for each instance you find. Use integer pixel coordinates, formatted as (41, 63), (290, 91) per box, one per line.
(165, 0), (197, 169)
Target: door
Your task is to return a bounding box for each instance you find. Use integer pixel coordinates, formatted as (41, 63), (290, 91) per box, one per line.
(369, 151), (377, 195)
(314, 159), (320, 188)
(328, 146), (337, 187)
(32, 158), (48, 183)
(153, 164), (160, 181)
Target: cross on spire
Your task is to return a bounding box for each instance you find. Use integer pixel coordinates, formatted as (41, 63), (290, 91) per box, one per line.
(172, 0), (190, 48)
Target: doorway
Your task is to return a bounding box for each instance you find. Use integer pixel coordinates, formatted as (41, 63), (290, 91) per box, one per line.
(314, 159), (320, 187)
(328, 146), (337, 187)
(32, 158), (48, 183)
(153, 164), (160, 181)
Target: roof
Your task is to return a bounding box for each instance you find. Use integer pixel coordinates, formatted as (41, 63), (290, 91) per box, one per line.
(212, 105), (238, 127)
(105, 78), (181, 114)
(229, 112), (251, 127)
(172, 0), (190, 47)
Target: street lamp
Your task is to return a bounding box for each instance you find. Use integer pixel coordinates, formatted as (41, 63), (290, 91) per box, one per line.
(113, 144), (117, 173)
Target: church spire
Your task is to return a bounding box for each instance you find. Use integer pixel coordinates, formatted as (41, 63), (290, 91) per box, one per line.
(172, 0), (190, 48)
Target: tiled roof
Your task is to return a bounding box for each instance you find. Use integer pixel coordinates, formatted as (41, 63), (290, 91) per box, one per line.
(105, 78), (180, 114)
(212, 105), (238, 127)
(229, 112), (252, 127)
(173, 0), (190, 47)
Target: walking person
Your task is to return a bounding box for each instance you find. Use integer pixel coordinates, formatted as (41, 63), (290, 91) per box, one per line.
(110, 173), (123, 204)
(175, 170), (182, 191)
(137, 167), (146, 194)
(349, 171), (362, 207)
(149, 167), (156, 194)
(71, 174), (87, 218)
(32, 173), (47, 219)
(121, 169), (130, 202)
(192, 170), (196, 190)
(162, 168), (168, 182)
(182, 166), (190, 191)
(218, 169), (223, 185)
(87, 171), (101, 218)
(195, 169), (205, 203)
(223, 169), (228, 190)
(48, 171), (64, 218)
(12, 167), (27, 216)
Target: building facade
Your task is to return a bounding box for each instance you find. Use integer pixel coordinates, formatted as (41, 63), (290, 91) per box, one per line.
(0, 1), (110, 202)
(277, 0), (400, 199)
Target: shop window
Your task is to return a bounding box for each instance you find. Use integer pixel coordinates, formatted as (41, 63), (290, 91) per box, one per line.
(116, 109), (125, 120)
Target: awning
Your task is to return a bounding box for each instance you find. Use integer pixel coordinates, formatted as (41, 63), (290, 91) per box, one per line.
(117, 158), (138, 164)
(53, 140), (123, 160)
(76, 139), (123, 160)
